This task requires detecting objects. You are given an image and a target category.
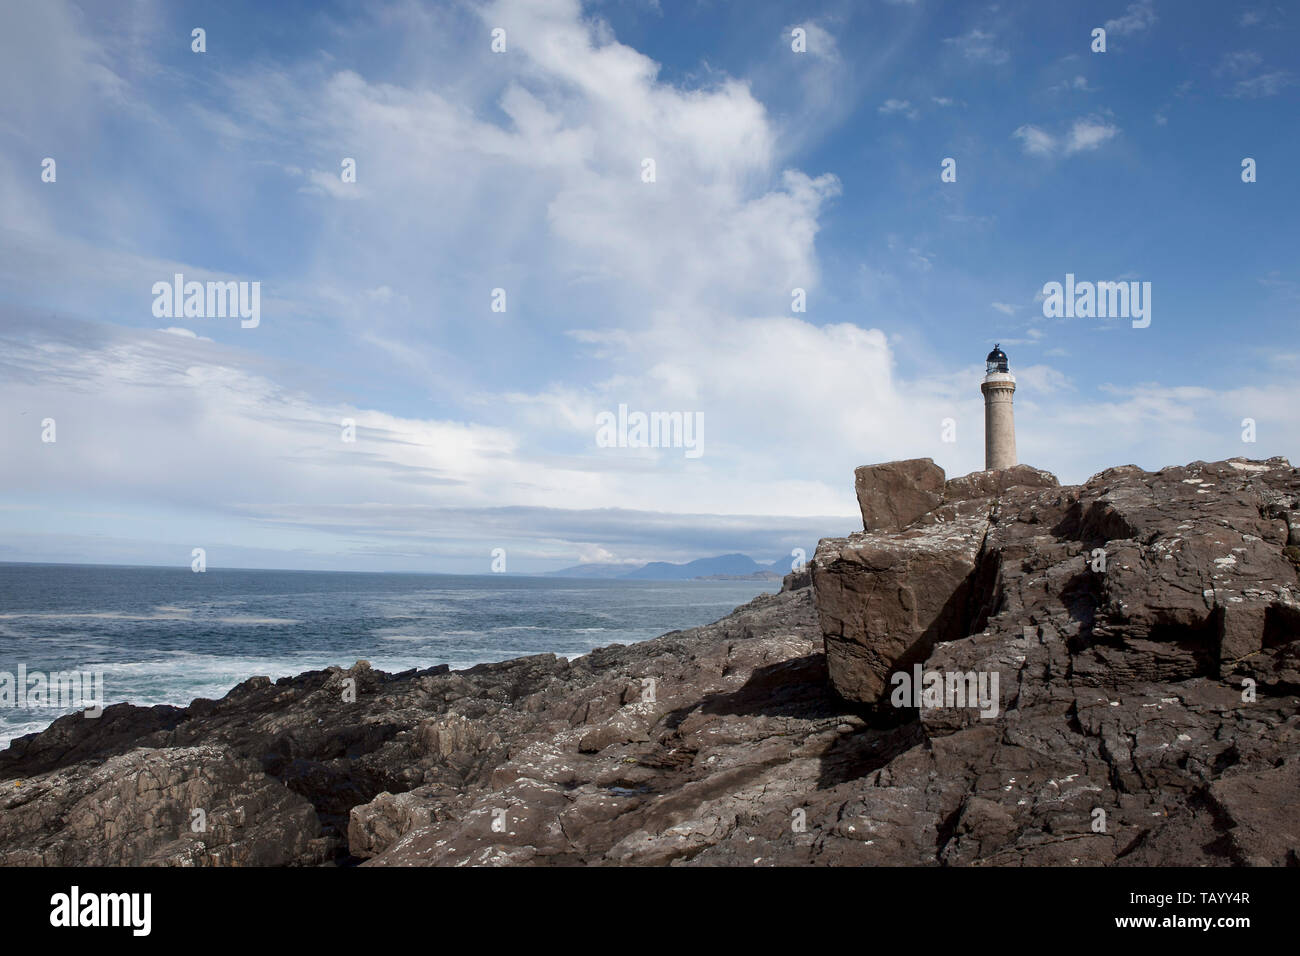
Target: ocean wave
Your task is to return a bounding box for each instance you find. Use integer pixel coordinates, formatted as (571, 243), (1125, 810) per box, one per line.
(0, 610), (297, 625)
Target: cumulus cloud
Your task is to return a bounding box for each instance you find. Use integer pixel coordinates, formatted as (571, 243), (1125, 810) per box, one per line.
(0, 0), (864, 569)
(3, 0), (1297, 574)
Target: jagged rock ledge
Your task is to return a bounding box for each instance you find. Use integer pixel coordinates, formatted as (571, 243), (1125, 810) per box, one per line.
(1, 457), (1298, 866)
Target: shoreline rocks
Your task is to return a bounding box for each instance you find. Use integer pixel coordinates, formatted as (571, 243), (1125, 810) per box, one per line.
(1, 456), (1297, 866)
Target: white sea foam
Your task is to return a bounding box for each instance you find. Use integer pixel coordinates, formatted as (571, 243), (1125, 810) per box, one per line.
(212, 616), (300, 625)
(0, 570), (776, 751)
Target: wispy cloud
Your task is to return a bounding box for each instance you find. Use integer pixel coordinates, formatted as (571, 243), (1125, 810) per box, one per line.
(3, 0), (1298, 573)
(1216, 50), (1263, 75)
(1215, 50), (1293, 97)
(1104, 1), (1157, 36)
(943, 29), (1009, 66)
(788, 20), (841, 62)
(878, 98), (917, 119)
(1049, 75), (1096, 94)
(1231, 71), (1293, 98)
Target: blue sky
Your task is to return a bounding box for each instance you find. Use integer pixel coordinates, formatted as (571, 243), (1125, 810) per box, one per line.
(1, 0), (1297, 572)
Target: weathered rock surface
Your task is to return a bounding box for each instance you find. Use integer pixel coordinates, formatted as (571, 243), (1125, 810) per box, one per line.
(854, 458), (946, 532)
(812, 504), (992, 703)
(942, 463), (1060, 502)
(814, 457), (1299, 706)
(0, 745), (328, 866)
(1, 457), (1296, 866)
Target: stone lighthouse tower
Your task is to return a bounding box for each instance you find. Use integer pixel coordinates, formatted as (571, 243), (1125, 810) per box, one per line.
(981, 344), (1017, 471)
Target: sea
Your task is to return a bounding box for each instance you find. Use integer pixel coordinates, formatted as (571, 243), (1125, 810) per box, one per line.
(0, 563), (778, 749)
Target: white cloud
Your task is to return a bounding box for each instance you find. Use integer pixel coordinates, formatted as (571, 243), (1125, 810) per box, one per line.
(302, 169), (367, 200)
(1014, 116), (1119, 157)
(0, 0), (865, 567)
(878, 98), (917, 119)
(1066, 117), (1120, 152)
(1104, 1), (1157, 36)
(158, 327), (213, 342)
(790, 21), (841, 62)
(943, 29), (1009, 66)
(1012, 124), (1057, 156)
(4, 0), (1297, 574)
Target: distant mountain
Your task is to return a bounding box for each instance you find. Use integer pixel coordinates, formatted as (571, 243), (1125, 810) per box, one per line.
(545, 551), (808, 580)
(620, 552), (766, 580)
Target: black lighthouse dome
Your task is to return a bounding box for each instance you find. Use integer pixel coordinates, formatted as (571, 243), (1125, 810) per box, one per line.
(986, 344), (1009, 374)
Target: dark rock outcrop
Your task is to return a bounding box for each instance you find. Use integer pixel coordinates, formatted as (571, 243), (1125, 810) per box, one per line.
(854, 458), (946, 532)
(942, 463), (1059, 501)
(0, 745), (328, 866)
(814, 457), (1298, 706)
(812, 504), (991, 703)
(0, 457), (1296, 866)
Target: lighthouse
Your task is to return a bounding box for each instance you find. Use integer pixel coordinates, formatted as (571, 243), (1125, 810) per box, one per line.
(981, 345), (1017, 471)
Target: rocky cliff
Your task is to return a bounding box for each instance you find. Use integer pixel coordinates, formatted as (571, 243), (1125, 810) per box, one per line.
(2, 457), (1297, 866)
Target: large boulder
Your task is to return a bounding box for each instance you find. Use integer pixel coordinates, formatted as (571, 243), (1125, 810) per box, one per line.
(818, 462), (1062, 704)
(812, 504), (993, 703)
(854, 459), (1059, 535)
(854, 458), (945, 532)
